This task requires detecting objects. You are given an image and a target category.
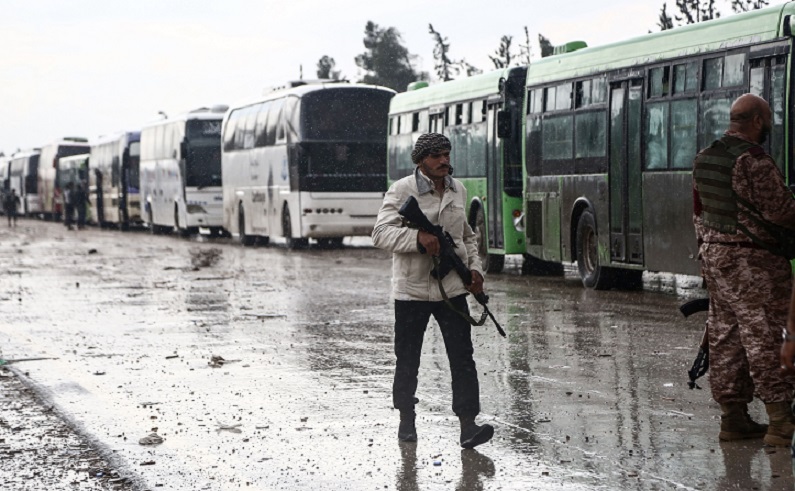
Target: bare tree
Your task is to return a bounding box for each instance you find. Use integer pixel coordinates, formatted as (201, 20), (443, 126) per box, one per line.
(658, 3), (675, 30)
(428, 23), (455, 81)
(538, 34), (554, 58)
(518, 26), (532, 65)
(316, 55), (341, 80)
(489, 35), (514, 69)
(731, 0), (768, 12)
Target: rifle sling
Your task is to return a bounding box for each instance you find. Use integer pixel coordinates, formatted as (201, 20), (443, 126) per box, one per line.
(432, 257), (489, 327)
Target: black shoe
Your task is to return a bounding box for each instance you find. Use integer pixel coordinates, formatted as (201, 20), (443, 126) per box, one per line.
(398, 411), (417, 442)
(459, 417), (494, 449)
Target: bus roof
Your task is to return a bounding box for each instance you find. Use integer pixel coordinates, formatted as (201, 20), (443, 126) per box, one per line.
(9, 149), (41, 161)
(228, 82), (395, 113)
(525, 2), (794, 86)
(91, 131), (141, 147)
(388, 68), (511, 115)
(142, 107), (227, 130)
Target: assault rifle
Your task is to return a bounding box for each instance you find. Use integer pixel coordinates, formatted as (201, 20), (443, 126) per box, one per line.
(680, 297), (710, 390)
(398, 196), (506, 338)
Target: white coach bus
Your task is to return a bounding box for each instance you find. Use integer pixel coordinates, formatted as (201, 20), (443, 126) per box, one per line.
(8, 150), (41, 216)
(38, 138), (90, 220)
(222, 82), (395, 248)
(140, 107), (226, 236)
(89, 131), (141, 230)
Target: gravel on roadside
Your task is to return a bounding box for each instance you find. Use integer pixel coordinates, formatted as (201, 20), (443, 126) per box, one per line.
(0, 365), (138, 490)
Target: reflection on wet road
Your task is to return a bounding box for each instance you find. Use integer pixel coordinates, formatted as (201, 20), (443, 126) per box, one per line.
(0, 221), (792, 490)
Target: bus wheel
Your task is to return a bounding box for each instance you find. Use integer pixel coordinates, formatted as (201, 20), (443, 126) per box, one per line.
(575, 210), (614, 290)
(283, 206), (308, 249)
(521, 254), (564, 276)
(149, 211), (163, 235)
(473, 207), (503, 274)
(238, 207), (256, 246)
(317, 237), (343, 249)
(175, 208), (191, 238)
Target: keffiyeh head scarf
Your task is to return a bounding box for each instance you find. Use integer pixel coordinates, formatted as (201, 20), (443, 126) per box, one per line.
(411, 133), (451, 164)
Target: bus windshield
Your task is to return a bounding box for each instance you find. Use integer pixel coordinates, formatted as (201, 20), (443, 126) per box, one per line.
(185, 119), (222, 188)
(185, 144), (221, 188)
(301, 89), (392, 141)
(128, 142), (140, 190)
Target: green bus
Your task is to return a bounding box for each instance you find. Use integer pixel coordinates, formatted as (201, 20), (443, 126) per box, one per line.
(522, 4), (793, 289)
(387, 67), (527, 273)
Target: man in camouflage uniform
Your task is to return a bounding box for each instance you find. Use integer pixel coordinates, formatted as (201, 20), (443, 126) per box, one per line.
(693, 93), (795, 446)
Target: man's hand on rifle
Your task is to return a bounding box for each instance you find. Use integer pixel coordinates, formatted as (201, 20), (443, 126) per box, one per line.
(417, 230), (441, 256)
(466, 271), (484, 296)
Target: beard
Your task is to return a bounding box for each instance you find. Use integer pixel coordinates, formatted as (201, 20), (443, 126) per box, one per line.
(759, 125), (770, 144)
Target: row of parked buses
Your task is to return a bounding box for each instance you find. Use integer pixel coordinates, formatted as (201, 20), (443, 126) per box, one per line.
(0, 81), (396, 246)
(4, 3), (795, 289)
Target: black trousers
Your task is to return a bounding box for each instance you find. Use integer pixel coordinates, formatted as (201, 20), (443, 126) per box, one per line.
(393, 295), (480, 417)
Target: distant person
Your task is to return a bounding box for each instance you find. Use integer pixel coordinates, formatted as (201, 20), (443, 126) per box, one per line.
(693, 93), (795, 446)
(74, 183), (88, 230)
(372, 133), (494, 449)
(4, 189), (21, 227)
(63, 182), (75, 230)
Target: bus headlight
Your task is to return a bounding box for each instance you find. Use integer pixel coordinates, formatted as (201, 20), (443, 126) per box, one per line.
(513, 211), (525, 233)
(187, 204), (207, 214)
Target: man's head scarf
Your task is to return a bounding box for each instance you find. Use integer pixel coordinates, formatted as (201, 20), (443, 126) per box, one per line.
(411, 133), (451, 164)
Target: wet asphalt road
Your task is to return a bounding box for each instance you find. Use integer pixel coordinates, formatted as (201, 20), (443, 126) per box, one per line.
(0, 219), (793, 491)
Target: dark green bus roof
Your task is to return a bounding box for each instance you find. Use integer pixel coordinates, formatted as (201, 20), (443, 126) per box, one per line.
(389, 68), (509, 115)
(526, 2), (795, 86)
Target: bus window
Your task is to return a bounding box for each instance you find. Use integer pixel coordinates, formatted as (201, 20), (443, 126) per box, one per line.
(254, 101), (272, 147)
(576, 80), (592, 107)
(223, 110), (240, 151)
(723, 53), (746, 87)
(265, 98), (284, 146)
(243, 104), (261, 150)
(700, 97), (731, 149)
(670, 99), (697, 169)
(574, 111), (606, 158)
(542, 115), (573, 160)
(555, 83), (572, 111)
(645, 102), (669, 169)
(592, 77), (607, 104)
(704, 57), (723, 90)
(544, 87), (556, 111)
(673, 61), (698, 94)
(301, 89), (391, 141)
(649, 66), (670, 98)
(412, 113), (420, 132)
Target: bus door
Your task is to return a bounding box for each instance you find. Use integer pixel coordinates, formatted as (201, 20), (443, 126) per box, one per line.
(749, 52), (788, 179)
(608, 79), (644, 265)
(486, 102), (503, 250)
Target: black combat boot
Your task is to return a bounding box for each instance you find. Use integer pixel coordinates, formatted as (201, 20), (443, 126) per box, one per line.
(398, 410), (417, 442)
(459, 415), (494, 449)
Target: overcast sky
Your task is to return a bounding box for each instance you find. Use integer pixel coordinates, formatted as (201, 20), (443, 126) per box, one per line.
(0, 0), (786, 153)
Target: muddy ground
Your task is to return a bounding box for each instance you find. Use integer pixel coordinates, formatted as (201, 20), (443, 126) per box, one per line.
(1, 218), (793, 491)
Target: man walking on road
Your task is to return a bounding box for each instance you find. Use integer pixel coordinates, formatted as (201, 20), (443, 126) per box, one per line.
(4, 189), (21, 227)
(693, 93), (795, 446)
(372, 132), (493, 449)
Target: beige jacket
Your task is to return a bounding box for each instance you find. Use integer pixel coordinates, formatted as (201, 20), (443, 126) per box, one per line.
(372, 169), (483, 301)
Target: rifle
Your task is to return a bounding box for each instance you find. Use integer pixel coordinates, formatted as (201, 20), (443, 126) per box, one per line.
(398, 196), (506, 338)
(679, 297), (710, 389)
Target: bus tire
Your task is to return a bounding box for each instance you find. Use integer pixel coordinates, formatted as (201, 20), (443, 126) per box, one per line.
(175, 208), (191, 238)
(521, 254), (564, 276)
(238, 206), (256, 246)
(149, 210), (164, 235)
(283, 206), (307, 250)
(317, 237), (344, 249)
(575, 210), (614, 290)
(473, 207), (503, 274)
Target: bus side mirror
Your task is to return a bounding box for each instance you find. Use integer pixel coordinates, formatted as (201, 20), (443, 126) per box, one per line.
(497, 110), (511, 139)
(179, 141), (187, 159)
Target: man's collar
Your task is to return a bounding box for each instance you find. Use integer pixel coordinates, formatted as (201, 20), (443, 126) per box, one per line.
(414, 167), (455, 195)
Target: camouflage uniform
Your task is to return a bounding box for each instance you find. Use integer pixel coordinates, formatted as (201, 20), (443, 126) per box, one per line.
(694, 130), (795, 404)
